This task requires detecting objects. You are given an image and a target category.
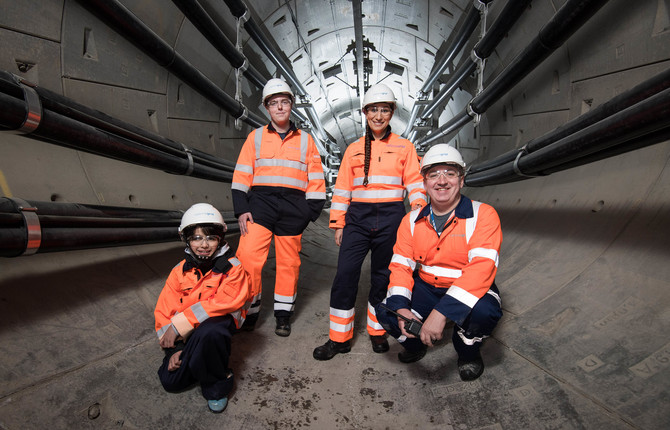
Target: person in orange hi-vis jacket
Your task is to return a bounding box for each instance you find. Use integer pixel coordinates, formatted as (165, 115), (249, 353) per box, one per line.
(313, 83), (426, 361)
(232, 78), (326, 337)
(376, 144), (503, 381)
(155, 203), (251, 413)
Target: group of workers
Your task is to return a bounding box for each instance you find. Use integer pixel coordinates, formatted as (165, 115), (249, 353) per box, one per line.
(152, 78), (503, 413)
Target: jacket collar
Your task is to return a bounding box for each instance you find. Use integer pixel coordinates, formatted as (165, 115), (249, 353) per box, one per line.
(415, 195), (473, 223)
(267, 121), (298, 134)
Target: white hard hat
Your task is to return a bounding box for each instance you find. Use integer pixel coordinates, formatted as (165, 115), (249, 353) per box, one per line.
(421, 144), (466, 173)
(262, 78), (294, 105)
(179, 203), (226, 233)
(362, 83), (396, 109)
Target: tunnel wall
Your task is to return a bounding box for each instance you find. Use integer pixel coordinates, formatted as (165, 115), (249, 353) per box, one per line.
(0, 0), (669, 427)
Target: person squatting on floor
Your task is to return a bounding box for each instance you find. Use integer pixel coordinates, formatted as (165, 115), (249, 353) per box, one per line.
(154, 203), (252, 413)
(376, 144), (503, 381)
(313, 83), (426, 360)
(232, 78), (326, 337)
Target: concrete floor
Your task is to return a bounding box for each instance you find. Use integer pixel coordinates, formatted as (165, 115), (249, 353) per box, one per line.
(0, 210), (640, 429)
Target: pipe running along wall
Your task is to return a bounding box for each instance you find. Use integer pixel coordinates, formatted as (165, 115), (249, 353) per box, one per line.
(0, 198), (239, 258)
(0, 72), (235, 183)
(76, 0), (266, 128)
(416, 0), (610, 150)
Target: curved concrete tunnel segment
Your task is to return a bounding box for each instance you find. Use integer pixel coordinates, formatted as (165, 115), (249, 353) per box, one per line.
(0, 0), (669, 428)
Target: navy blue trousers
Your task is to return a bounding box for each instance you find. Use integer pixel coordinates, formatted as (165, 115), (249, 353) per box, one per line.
(158, 316), (235, 401)
(377, 276), (502, 360)
(330, 202), (406, 311)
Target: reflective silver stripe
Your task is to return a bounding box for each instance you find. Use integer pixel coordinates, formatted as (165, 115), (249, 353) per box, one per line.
(391, 253), (416, 271)
(235, 163), (253, 174)
(191, 302), (209, 323)
(353, 175), (403, 186)
(420, 263), (463, 279)
(466, 201), (481, 243)
(229, 257), (241, 266)
(333, 189), (351, 198)
(387, 286), (412, 300)
(447, 285), (479, 308)
(351, 189), (404, 199)
(469, 247), (499, 267)
(275, 292), (297, 302)
(486, 289), (501, 306)
(156, 324), (172, 339)
(256, 158), (307, 171)
(300, 131), (308, 163)
(406, 181), (424, 192)
(306, 191), (326, 199)
(252, 176), (308, 188)
(330, 320), (354, 333)
(408, 193), (424, 204)
(330, 307), (354, 318)
(254, 126), (264, 159)
(275, 302), (294, 312)
(367, 315), (384, 330)
(408, 207), (422, 236)
(331, 202), (349, 211)
(308, 171), (324, 180)
(231, 182), (250, 193)
(457, 327), (487, 345)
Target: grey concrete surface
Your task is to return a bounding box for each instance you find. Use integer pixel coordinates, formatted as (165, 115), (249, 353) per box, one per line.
(0, 210), (647, 429)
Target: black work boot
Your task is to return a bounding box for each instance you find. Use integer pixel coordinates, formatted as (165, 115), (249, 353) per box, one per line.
(370, 335), (389, 353)
(275, 316), (291, 337)
(398, 346), (427, 363)
(313, 339), (351, 360)
(458, 351), (484, 381)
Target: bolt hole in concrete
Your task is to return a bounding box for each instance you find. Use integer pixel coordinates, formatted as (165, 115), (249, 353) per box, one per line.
(87, 402), (101, 420)
(592, 200), (605, 212)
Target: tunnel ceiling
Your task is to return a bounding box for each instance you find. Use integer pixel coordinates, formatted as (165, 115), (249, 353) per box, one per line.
(230, 0), (470, 148)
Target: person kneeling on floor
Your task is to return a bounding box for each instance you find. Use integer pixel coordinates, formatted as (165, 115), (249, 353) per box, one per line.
(376, 144), (503, 381)
(154, 203), (251, 413)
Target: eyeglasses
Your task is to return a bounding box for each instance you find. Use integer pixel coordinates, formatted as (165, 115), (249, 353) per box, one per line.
(366, 106), (393, 116)
(187, 235), (221, 245)
(426, 169), (461, 180)
(267, 99), (292, 108)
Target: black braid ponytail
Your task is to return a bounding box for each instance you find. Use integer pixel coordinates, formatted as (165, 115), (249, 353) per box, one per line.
(363, 123), (372, 186)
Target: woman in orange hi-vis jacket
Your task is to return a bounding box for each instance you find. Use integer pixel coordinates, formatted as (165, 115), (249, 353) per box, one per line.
(313, 83), (426, 360)
(155, 203), (251, 414)
(232, 78), (326, 337)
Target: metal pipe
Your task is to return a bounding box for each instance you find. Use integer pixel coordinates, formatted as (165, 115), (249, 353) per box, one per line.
(416, 0), (609, 148)
(221, 0), (331, 146)
(469, 67), (670, 173)
(0, 90), (233, 182)
(408, 0), (531, 138)
(76, 0), (265, 128)
(465, 87), (670, 186)
(0, 198), (239, 257)
(0, 71), (235, 172)
(470, 0), (610, 114)
(418, 2), (483, 96)
(171, 0), (266, 90)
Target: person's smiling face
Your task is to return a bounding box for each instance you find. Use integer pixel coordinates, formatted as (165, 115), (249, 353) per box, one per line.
(363, 103), (393, 138)
(423, 164), (464, 212)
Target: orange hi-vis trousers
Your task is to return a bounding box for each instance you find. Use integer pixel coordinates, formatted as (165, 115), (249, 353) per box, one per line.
(236, 222), (302, 318)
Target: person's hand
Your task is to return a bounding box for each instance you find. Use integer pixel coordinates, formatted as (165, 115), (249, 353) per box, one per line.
(411, 203), (423, 210)
(159, 325), (178, 349)
(397, 308), (420, 338)
(238, 212), (254, 236)
(419, 309), (447, 347)
(168, 351), (182, 372)
(334, 228), (343, 246)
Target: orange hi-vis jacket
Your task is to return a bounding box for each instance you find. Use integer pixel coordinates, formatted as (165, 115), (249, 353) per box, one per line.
(329, 132), (426, 229)
(154, 245), (251, 340)
(231, 124), (326, 214)
(385, 196), (502, 326)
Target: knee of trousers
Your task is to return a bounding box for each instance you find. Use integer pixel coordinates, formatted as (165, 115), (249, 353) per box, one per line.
(462, 295), (503, 337)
